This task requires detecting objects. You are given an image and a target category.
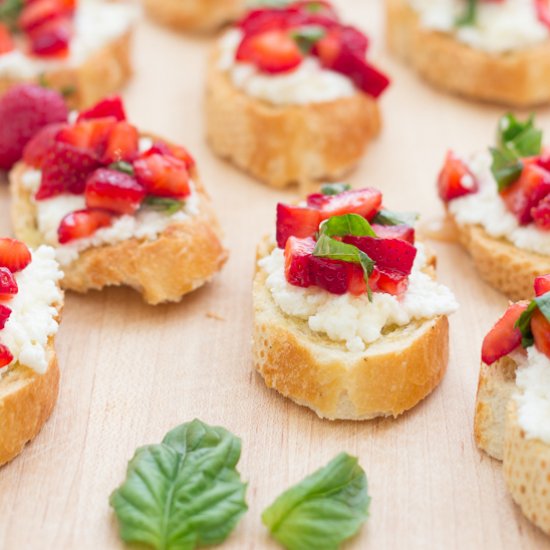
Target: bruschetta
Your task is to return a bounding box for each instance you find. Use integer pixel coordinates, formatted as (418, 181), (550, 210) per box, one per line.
(205, 1), (390, 189)
(253, 184), (458, 420)
(438, 113), (550, 301)
(0, 238), (63, 467)
(387, 0), (550, 107)
(475, 274), (550, 535)
(10, 95), (228, 305)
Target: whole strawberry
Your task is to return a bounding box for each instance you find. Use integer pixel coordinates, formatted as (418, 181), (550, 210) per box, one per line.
(0, 84), (68, 170)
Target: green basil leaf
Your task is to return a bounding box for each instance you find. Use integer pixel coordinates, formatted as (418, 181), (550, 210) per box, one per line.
(490, 147), (523, 192)
(371, 209), (418, 227)
(515, 301), (538, 349)
(498, 113), (542, 157)
(291, 25), (326, 54)
(144, 196), (184, 215)
(110, 419), (248, 550)
(320, 183), (352, 196)
(319, 214), (376, 238)
(262, 453), (370, 550)
(109, 161), (135, 176)
(0, 0), (23, 29)
(456, 0), (477, 26)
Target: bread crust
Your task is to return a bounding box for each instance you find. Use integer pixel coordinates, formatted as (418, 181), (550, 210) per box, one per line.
(10, 163), (228, 305)
(205, 46), (381, 189)
(144, 0), (244, 32)
(0, 30), (133, 109)
(386, 0), (550, 107)
(253, 242), (450, 420)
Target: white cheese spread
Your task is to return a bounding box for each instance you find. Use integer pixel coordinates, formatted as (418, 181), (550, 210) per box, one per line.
(259, 243), (458, 352)
(0, 246), (63, 376)
(217, 29), (355, 106)
(448, 151), (550, 256)
(408, 0), (549, 53)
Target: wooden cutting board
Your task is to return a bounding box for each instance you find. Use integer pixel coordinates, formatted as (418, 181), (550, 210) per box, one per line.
(0, 1), (548, 548)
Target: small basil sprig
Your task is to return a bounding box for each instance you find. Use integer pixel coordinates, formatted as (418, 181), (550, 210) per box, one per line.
(320, 183), (352, 196)
(291, 25), (326, 54)
(371, 209), (418, 227)
(109, 161), (135, 176)
(110, 419), (248, 550)
(0, 0), (23, 29)
(515, 293), (550, 348)
(318, 213), (376, 238)
(144, 196), (184, 215)
(456, 0), (477, 26)
(262, 453), (370, 550)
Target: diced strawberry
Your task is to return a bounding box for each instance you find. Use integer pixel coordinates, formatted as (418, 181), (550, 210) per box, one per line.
(0, 239), (31, 273)
(481, 302), (529, 365)
(276, 203), (321, 248)
(236, 30), (303, 74)
(19, 0), (63, 32)
(501, 163), (550, 225)
(57, 208), (114, 244)
(371, 269), (409, 296)
(37, 142), (100, 199)
(22, 122), (66, 167)
(532, 194), (550, 230)
(133, 154), (191, 198)
(531, 308), (550, 359)
(29, 16), (72, 58)
(372, 224), (415, 244)
(536, 0), (550, 28)
(102, 121), (139, 164)
(85, 168), (146, 215)
(140, 140), (195, 169)
(0, 344), (13, 368)
(0, 304), (11, 329)
(535, 274), (550, 297)
(437, 151), (479, 202)
(0, 267), (18, 298)
(307, 188), (382, 221)
(57, 117), (116, 154)
(284, 236), (315, 287)
(239, 8), (305, 36)
(77, 95), (126, 122)
(309, 255), (363, 295)
(0, 23), (14, 55)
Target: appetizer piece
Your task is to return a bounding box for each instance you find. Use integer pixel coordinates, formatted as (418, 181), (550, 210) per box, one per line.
(144, 0), (245, 32)
(438, 114), (550, 301)
(0, 0), (137, 108)
(0, 238), (63, 467)
(253, 184), (458, 420)
(387, 0), (550, 106)
(10, 95), (227, 305)
(475, 275), (550, 534)
(206, 1), (390, 188)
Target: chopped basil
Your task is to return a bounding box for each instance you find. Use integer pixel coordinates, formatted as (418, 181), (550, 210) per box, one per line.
(320, 183), (352, 195)
(456, 0), (477, 26)
(515, 293), (550, 348)
(319, 213), (376, 238)
(490, 147), (524, 193)
(143, 196), (184, 215)
(60, 85), (77, 98)
(291, 25), (326, 54)
(372, 209), (418, 227)
(0, 0), (23, 29)
(109, 161), (135, 176)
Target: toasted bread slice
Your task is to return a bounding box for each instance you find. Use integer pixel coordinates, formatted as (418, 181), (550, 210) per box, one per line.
(205, 48), (381, 189)
(252, 240), (450, 420)
(10, 163), (228, 305)
(386, 0), (550, 107)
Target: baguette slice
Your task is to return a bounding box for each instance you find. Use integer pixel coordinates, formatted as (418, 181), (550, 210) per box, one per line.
(205, 48), (381, 189)
(10, 163), (228, 305)
(386, 0), (550, 107)
(253, 240), (449, 420)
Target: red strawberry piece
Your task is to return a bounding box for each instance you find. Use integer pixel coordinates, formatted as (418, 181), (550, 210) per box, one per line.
(437, 151), (478, 202)
(536, 0), (550, 28)
(372, 224), (415, 244)
(532, 308), (550, 359)
(77, 95), (127, 122)
(37, 142), (100, 200)
(19, 0), (63, 32)
(29, 16), (72, 57)
(102, 121), (139, 164)
(371, 269), (409, 296)
(0, 23), (14, 54)
(141, 140), (195, 170)
(535, 274), (550, 297)
(134, 154), (191, 199)
(57, 117), (116, 154)
(239, 8), (306, 36)
(309, 255), (364, 295)
(501, 162), (550, 225)
(0, 304), (11, 330)
(481, 302), (529, 365)
(22, 122), (66, 168)
(237, 29), (304, 74)
(0, 83), (68, 170)
(0, 344), (13, 368)
(85, 168), (146, 215)
(276, 203), (321, 248)
(0, 239), (32, 273)
(57, 208), (114, 244)
(0, 267), (18, 298)
(284, 236), (315, 288)
(307, 188), (382, 221)
(531, 194), (550, 230)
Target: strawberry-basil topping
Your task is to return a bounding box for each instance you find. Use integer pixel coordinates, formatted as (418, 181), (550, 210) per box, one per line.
(24, 96), (196, 244)
(276, 184), (418, 298)
(457, 0), (549, 28)
(233, 1), (390, 98)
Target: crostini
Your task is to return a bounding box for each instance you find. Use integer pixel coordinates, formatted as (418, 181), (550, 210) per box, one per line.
(0, 238), (63, 467)
(206, 1), (390, 189)
(0, 0), (137, 108)
(144, 0), (244, 32)
(10, 95), (228, 305)
(387, 0), (550, 107)
(253, 184), (458, 420)
(475, 274), (550, 534)
(438, 113), (550, 301)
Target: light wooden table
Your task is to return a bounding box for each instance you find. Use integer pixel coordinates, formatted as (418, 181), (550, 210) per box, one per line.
(0, 1), (549, 548)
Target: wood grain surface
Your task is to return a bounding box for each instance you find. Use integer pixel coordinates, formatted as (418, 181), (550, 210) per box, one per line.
(0, 1), (549, 548)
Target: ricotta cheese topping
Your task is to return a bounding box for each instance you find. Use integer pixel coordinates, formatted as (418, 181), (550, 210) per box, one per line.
(514, 346), (550, 444)
(0, 1), (139, 79)
(217, 29), (355, 106)
(0, 246), (63, 376)
(448, 151), (550, 256)
(408, 0), (549, 53)
(259, 243), (458, 352)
